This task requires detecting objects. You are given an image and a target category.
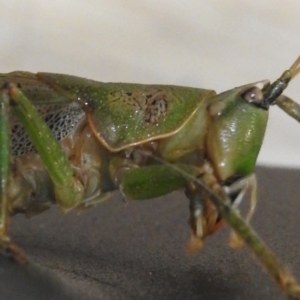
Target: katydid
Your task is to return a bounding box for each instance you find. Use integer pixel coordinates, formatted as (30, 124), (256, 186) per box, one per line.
(0, 57), (300, 298)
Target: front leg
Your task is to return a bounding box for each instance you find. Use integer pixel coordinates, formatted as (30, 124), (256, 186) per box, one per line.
(182, 162), (300, 299)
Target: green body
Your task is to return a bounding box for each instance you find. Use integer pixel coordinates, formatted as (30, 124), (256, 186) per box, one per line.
(1, 56), (300, 298)
(0, 72), (268, 212)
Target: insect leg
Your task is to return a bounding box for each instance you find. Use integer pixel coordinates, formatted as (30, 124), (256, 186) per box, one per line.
(224, 175), (257, 248)
(3, 83), (84, 211)
(189, 169), (300, 299)
(120, 163), (198, 200)
(127, 157), (300, 299)
(0, 87), (27, 263)
(186, 186), (220, 253)
(0, 90), (10, 240)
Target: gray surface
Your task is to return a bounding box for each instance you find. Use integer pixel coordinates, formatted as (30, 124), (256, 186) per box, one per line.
(1, 166), (300, 299)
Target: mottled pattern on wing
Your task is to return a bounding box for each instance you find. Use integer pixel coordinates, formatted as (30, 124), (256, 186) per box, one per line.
(108, 88), (168, 124)
(38, 73), (216, 150)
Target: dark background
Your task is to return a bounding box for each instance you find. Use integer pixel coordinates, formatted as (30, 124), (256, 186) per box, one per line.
(1, 166), (300, 300)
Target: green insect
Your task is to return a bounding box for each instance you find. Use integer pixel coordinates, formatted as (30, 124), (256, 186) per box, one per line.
(0, 57), (300, 298)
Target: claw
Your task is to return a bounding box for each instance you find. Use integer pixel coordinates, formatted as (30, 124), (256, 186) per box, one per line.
(186, 231), (204, 255)
(0, 239), (27, 264)
(228, 229), (244, 249)
(187, 198), (220, 254)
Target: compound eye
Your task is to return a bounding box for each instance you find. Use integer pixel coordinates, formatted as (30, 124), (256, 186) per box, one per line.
(241, 87), (264, 105)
